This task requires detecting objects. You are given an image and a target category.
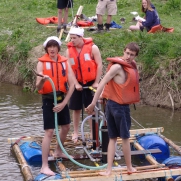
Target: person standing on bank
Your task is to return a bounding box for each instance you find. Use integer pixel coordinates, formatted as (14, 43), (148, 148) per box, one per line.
(96, 0), (117, 32)
(129, 0), (160, 32)
(57, 0), (73, 33)
(36, 36), (75, 176)
(86, 42), (140, 175)
(66, 27), (103, 143)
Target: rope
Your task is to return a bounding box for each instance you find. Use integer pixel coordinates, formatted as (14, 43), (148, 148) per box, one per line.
(21, 164), (31, 171)
(10, 136), (26, 150)
(131, 116), (145, 129)
(48, 77), (107, 170)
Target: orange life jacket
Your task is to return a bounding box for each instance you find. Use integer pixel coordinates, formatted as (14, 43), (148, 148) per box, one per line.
(102, 57), (140, 104)
(36, 17), (63, 25)
(76, 20), (94, 27)
(38, 54), (68, 94)
(67, 38), (97, 84)
(148, 24), (174, 33)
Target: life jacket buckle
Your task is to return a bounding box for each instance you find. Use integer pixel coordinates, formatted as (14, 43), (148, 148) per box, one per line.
(57, 96), (62, 101)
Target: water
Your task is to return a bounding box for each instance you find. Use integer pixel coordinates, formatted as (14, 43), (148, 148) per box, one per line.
(0, 82), (180, 180)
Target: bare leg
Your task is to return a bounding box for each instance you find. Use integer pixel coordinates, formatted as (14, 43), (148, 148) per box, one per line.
(72, 110), (81, 143)
(97, 14), (103, 25)
(63, 8), (69, 24)
(58, 9), (63, 27)
(122, 138), (136, 173)
(99, 138), (117, 176)
(54, 124), (71, 158)
(40, 129), (55, 176)
(129, 21), (141, 31)
(106, 15), (112, 24)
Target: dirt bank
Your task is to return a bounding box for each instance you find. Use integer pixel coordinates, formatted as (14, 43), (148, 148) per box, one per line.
(0, 45), (181, 110)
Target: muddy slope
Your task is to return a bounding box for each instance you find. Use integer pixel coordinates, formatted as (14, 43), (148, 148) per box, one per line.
(0, 45), (180, 110)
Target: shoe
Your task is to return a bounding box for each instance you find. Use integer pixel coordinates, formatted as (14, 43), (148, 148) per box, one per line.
(87, 26), (97, 31)
(63, 24), (68, 34)
(57, 26), (61, 33)
(120, 18), (126, 24)
(80, 14), (89, 21)
(104, 23), (111, 32)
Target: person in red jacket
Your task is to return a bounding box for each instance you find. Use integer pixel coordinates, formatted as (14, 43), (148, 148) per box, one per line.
(66, 27), (103, 143)
(86, 42), (140, 176)
(36, 36), (75, 176)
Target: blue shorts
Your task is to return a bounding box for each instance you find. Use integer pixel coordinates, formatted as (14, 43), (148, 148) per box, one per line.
(42, 98), (71, 130)
(105, 100), (131, 139)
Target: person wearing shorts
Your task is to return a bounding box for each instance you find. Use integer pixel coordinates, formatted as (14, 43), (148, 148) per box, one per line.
(66, 27), (103, 143)
(86, 42), (140, 176)
(42, 98), (71, 130)
(57, 0), (73, 33)
(106, 101), (131, 139)
(96, 0), (117, 32)
(36, 36), (75, 176)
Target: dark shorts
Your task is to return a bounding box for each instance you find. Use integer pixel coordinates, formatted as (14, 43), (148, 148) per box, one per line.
(57, 0), (73, 9)
(42, 99), (71, 130)
(69, 81), (94, 110)
(105, 100), (131, 139)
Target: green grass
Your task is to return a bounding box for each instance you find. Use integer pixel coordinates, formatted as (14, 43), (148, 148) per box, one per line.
(0, 0), (181, 83)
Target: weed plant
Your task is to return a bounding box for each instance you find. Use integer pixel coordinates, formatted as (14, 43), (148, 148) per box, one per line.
(0, 0), (181, 82)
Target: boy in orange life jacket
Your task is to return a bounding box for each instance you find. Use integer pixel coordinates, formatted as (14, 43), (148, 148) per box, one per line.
(66, 27), (103, 143)
(36, 36), (75, 176)
(85, 42), (140, 175)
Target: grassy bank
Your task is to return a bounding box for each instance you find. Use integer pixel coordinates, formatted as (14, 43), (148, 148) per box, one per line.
(0, 0), (181, 87)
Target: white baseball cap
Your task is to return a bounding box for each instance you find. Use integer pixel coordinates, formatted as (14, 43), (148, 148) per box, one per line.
(43, 36), (62, 47)
(69, 27), (84, 37)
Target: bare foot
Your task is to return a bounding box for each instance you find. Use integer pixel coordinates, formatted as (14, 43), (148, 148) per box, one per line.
(72, 133), (78, 143)
(40, 166), (55, 176)
(127, 167), (137, 174)
(53, 152), (73, 159)
(99, 170), (111, 176)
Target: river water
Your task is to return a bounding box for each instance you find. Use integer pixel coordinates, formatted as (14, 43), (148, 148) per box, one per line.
(0, 82), (180, 181)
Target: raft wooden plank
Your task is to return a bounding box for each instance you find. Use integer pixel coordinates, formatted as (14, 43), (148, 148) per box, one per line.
(56, 168), (181, 181)
(46, 26), (117, 30)
(48, 149), (161, 161)
(130, 127), (164, 135)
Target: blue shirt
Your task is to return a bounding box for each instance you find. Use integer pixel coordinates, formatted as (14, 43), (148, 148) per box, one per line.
(142, 4), (160, 31)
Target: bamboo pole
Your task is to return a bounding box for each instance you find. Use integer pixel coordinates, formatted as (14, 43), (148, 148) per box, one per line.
(58, 29), (64, 40)
(60, 168), (181, 181)
(65, 6), (83, 42)
(159, 134), (181, 155)
(12, 144), (34, 181)
(61, 164), (165, 176)
(133, 141), (159, 165)
(130, 127), (164, 135)
(56, 161), (66, 171)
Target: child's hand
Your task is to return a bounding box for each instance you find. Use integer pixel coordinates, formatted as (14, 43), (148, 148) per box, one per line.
(85, 104), (95, 114)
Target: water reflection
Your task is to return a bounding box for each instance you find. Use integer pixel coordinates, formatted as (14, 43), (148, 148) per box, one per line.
(0, 82), (180, 180)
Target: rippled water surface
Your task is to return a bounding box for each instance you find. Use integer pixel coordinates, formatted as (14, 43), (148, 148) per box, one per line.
(0, 82), (180, 180)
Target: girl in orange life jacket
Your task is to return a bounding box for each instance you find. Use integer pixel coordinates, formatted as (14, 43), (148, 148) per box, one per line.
(36, 36), (75, 176)
(86, 42), (140, 176)
(66, 27), (103, 143)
